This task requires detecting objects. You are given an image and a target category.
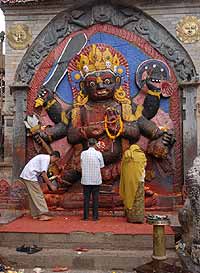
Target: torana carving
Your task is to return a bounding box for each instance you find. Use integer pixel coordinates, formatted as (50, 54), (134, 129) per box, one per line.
(15, 4), (196, 84)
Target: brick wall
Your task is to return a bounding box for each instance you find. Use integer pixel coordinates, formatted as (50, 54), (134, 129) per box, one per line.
(0, 178), (27, 210)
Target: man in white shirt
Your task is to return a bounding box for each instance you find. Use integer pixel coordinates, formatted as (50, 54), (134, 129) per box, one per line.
(20, 151), (60, 221)
(81, 138), (105, 221)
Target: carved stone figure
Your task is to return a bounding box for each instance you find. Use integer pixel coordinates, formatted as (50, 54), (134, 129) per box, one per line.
(7, 24), (32, 50)
(32, 43), (175, 196)
(176, 16), (200, 44)
(134, 59), (175, 188)
(178, 156), (200, 272)
(185, 156), (200, 265)
(178, 198), (193, 254)
(16, 4), (196, 85)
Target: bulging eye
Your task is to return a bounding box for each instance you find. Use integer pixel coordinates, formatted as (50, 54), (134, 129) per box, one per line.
(89, 81), (96, 88)
(104, 79), (111, 85)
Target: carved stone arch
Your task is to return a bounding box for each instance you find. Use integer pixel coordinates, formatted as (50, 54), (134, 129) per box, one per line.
(12, 3), (197, 196)
(15, 3), (197, 83)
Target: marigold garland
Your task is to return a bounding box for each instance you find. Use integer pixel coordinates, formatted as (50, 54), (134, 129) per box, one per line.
(104, 114), (124, 140)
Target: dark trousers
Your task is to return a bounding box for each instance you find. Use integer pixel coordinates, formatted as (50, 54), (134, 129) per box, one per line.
(83, 185), (100, 220)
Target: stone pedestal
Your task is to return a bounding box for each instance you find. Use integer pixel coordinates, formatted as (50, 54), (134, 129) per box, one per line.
(195, 83), (200, 155)
(146, 215), (170, 261)
(179, 80), (200, 180)
(2, 88), (15, 162)
(10, 82), (29, 180)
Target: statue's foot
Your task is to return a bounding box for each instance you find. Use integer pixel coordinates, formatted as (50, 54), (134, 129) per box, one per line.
(145, 193), (158, 208)
(144, 186), (154, 197)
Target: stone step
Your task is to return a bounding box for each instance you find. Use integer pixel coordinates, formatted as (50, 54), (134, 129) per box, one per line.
(0, 247), (178, 271)
(0, 231), (175, 250)
(4, 267), (134, 273)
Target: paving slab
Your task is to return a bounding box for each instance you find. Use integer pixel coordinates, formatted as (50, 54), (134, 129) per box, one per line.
(0, 209), (24, 224)
(0, 247), (178, 271)
(7, 268), (137, 273)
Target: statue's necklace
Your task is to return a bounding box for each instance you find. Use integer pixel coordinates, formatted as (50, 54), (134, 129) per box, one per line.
(104, 113), (123, 152)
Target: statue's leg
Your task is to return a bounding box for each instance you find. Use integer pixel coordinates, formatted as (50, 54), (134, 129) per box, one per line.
(61, 169), (81, 185)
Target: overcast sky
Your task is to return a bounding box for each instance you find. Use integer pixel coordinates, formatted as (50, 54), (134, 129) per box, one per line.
(0, 9), (5, 31)
(0, 9), (5, 53)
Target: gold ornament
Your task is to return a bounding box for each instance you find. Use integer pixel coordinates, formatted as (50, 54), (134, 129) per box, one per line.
(7, 24), (32, 50)
(176, 16), (200, 43)
(71, 107), (81, 127)
(114, 87), (130, 104)
(44, 99), (57, 110)
(61, 111), (69, 125)
(104, 113), (124, 140)
(35, 97), (44, 108)
(76, 44), (120, 76)
(75, 90), (88, 106)
(147, 90), (161, 98)
(121, 103), (143, 122)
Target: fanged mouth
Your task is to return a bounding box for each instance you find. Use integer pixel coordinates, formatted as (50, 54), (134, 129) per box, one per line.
(150, 78), (161, 83)
(96, 90), (108, 95)
(150, 78), (161, 88)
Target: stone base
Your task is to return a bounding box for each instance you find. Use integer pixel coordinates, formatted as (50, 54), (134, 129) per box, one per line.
(0, 248), (178, 271)
(0, 209), (24, 224)
(0, 179), (183, 213)
(44, 190), (182, 212)
(136, 260), (183, 273)
(178, 252), (200, 273)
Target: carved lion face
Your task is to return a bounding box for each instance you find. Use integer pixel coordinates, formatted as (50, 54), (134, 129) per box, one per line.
(182, 22), (198, 37)
(92, 5), (113, 23)
(176, 16), (200, 43)
(7, 24), (32, 50)
(13, 29), (27, 43)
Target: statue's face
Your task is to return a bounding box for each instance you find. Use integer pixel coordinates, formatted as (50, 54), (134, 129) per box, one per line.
(92, 5), (113, 23)
(82, 70), (120, 101)
(176, 16), (200, 43)
(182, 22), (198, 37)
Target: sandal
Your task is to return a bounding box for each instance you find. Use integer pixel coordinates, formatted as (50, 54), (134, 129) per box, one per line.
(16, 245), (30, 253)
(27, 245), (43, 254)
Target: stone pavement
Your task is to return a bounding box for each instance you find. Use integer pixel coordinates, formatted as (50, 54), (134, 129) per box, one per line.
(0, 247), (178, 271)
(18, 269), (136, 273)
(0, 211), (180, 272)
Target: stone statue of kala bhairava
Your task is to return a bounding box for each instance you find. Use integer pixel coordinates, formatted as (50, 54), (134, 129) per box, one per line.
(32, 42), (175, 202)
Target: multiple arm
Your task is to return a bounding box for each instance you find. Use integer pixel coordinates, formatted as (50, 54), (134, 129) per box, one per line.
(34, 83), (175, 155)
(35, 87), (70, 142)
